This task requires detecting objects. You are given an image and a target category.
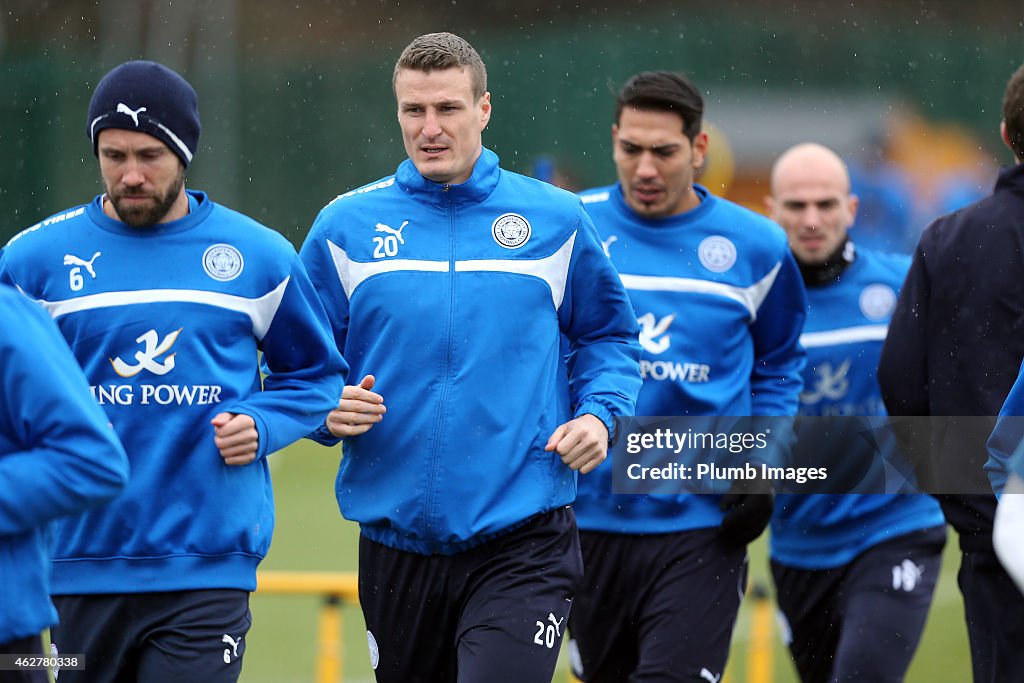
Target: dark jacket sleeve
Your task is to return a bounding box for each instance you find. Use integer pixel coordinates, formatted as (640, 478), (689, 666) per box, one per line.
(879, 228), (932, 416)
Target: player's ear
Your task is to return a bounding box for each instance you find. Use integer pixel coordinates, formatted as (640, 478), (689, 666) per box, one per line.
(691, 132), (709, 170)
(1001, 119), (1018, 160)
(847, 193), (860, 223)
(479, 92), (491, 130)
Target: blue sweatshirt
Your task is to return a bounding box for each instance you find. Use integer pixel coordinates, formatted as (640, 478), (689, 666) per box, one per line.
(0, 284), (128, 642)
(573, 183), (807, 534)
(770, 246), (944, 569)
(0, 191), (346, 593)
(301, 149), (642, 555)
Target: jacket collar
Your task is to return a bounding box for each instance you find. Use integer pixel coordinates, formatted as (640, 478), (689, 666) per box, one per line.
(395, 147), (502, 206)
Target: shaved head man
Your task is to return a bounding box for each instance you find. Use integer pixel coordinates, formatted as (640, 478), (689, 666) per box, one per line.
(768, 143), (859, 268)
(766, 142), (946, 683)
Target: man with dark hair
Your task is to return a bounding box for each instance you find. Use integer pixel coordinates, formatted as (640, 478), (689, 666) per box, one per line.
(0, 284), (129, 683)
(767, 142), (946, 683)
(300, 32), (642, 683)
(568, 71), (806, 682)
(880, 63), (1024, 683)
(0, 60), (347, 683)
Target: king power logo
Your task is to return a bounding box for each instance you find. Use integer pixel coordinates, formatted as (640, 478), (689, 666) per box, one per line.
(636, 312), (711, 384)
(111, 328), (182, 377)
(637, 312), (674, 355)
(93, 328), (224, 406)
(801, 359), (851, 405)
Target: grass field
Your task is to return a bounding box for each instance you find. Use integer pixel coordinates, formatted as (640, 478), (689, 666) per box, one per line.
(241, 440), (972, 683)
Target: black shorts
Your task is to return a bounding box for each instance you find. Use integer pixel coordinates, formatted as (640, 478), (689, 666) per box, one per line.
(958, 544), (1024, 683)
(358, 506), (583, 683)
(771, 525), (946, 683)
(50, 589), (251, 683)
(568, 527), (748, 683)
(0, 635), (48, 683)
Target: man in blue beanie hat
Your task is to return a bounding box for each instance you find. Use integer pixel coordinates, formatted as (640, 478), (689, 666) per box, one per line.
(0, 60), (347, 682)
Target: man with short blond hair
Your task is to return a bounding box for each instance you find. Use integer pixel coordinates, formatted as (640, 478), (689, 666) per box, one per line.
(301, 32), (641, 682)
(392, 30), (487, 99)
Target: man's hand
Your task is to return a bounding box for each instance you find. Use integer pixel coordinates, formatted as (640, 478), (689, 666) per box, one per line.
(212, 412), (259, 466)
(326, 374), (386, 438)
(718, 477), (775, 545)
(545, 414), (609, 474)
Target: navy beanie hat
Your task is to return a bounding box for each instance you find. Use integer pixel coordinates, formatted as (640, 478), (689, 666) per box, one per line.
(87, 60), (200, 168)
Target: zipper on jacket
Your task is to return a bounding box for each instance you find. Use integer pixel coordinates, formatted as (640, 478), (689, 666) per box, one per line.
(423, 192), (456, 552)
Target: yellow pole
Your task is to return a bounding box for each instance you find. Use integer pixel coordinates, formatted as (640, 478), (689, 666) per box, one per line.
(746, 582), (774, 683)
(257, 572), (359, 683)
(316, 595), (343, 683)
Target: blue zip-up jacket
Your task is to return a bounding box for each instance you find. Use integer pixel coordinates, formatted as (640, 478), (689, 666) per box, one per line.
(0, 284), (128, 642)
(573, 183), (807, 534)
(0, 191), (346, 593)
(301, 149), (642, 555)
(770, 246), (944, 568)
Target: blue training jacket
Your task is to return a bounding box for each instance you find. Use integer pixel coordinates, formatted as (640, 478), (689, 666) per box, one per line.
(0, 284), (128, 642)
(0, 191), (346, 594)
(301, 148), (642, 555)
(987, 362), (1024, 495)
(573, 183), (807, 534)
(769, 245), (944, 569)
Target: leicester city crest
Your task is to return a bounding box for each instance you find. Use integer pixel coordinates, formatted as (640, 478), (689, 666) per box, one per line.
(203, 244), (244, 282)
(491, 213), (532, 249)
(698, 235), (737, 273)
(859, 283), (897, 321)
(367, 630), (380, 670)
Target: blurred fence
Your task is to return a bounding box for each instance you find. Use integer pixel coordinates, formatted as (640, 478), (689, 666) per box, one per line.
(1, 3), (1018, 247)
